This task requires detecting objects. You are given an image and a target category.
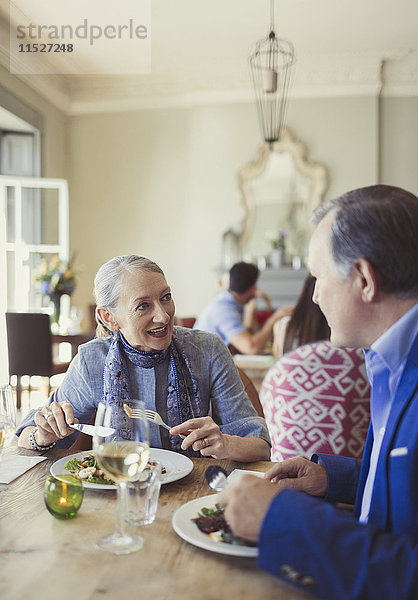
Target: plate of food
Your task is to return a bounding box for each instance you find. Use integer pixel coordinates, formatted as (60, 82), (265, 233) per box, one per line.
(50, 448), (194, 490)
(172, 494), (258, 557)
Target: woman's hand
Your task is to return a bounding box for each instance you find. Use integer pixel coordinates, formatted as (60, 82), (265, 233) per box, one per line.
(169, 416), (230, 459)
(265, 457), (328, 497)
(33, 401), (78, 446)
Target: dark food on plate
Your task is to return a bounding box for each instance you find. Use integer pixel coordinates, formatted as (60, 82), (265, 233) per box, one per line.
(192, 504), (256, 546)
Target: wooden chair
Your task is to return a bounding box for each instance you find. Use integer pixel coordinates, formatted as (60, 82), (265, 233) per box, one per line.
(6, 312), (70, 409)
(260, 341), (370, 461)
(174, 317), (196, 328)
(237, 366), (264, 417)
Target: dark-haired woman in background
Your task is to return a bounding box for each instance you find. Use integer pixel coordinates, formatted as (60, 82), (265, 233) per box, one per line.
(273, 274), (330, 358)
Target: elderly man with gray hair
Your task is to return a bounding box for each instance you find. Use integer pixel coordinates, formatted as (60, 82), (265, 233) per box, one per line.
(220, 184), (418, 600)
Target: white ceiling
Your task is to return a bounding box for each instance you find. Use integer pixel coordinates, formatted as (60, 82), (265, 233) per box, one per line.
(1, 0), (418, 115)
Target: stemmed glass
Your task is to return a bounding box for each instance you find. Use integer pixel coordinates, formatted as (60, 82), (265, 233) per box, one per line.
(93, 399), (150, 554)
(0, 385), (16, 457)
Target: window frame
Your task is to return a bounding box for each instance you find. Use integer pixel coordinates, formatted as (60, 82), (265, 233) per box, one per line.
(0, 175), (69, 312)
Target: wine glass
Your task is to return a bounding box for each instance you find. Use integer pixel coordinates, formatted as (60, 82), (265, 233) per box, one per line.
(93, 399), (150, 554)
(0, 385), (16, 456)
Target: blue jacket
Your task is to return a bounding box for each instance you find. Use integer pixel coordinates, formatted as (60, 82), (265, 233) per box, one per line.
(258, 333), (418, 599)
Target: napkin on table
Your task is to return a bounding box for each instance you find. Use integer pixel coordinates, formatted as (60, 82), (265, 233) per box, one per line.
(0, 454), (47, 484)
(227, 469), (265, 484)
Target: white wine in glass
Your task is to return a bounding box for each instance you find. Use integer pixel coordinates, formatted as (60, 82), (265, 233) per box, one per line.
(93, 399), (149, 554)
(94, 441), (150, 482)
(0, 385), (16, 455)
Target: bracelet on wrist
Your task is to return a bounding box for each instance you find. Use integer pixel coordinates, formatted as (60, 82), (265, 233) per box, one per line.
(29, 427), (56, 451)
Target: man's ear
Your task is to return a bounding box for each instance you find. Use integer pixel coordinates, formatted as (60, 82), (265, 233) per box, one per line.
(96, 306), (120, 332)
(353, 258), (379, 302)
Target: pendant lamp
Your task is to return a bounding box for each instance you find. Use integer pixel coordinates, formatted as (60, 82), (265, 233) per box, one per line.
(249, 0), (295, 145)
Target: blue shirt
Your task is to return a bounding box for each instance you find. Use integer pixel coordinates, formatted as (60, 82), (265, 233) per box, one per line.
(193, 290), (245, 346)
(359, 302), (418, 523)
(17, 327), (270, 451)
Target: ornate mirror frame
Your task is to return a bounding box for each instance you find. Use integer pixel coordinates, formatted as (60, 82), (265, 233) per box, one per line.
(237, 128), (328, 261)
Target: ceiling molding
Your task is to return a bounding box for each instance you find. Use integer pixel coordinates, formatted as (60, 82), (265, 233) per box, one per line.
(2, 51), (417, 116)
(69, 84), (388, 117)
(381, 51), (418, 96)
(381, 83), (418, 97)
(1, 10), (417, 116)
(66, 54), (386, 115)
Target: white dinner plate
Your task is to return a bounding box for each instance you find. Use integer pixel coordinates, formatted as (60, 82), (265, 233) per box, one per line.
(172, 493), (258, 557)
(50, 448), (193, 490)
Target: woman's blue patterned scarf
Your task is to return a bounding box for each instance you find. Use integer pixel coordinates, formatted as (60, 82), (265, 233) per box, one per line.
(103, 330), (202, 455)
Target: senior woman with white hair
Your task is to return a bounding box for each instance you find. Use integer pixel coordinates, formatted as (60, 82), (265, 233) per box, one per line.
(17, 255), (271, 461)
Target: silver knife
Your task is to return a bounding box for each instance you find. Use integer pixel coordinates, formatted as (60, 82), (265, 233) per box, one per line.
(70, 423), (115, 437)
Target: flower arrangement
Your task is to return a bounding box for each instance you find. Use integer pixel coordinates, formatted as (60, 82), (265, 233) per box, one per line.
(34, 255), (78, 329)
(34, 255), (77, 297)
(267, 229), (288, 252)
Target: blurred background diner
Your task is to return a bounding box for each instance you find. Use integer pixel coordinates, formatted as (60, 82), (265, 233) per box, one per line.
(272, 273), (330, 358)
(194, 261), (287, 355)
(0, 1), (416, 433)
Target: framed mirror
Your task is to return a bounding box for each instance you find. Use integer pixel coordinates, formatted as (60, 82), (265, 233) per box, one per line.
(237, 129), (328, 265)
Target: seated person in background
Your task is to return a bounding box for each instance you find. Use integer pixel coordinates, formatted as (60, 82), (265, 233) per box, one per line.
(220, 185), (418, 600)
(17, 255), (270, 462)
(272, 274), (330, 358)
(194, 261), (287, 355)
(242, 287), (273, 331)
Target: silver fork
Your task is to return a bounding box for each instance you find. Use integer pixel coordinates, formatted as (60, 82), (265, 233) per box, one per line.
(144, 409), (171, 431)
(123, 404), (171, 431)
(145, 409), (186, 439)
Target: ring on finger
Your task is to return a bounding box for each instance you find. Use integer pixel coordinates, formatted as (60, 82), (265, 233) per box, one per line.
(45, 412), (54, 420)
(201, 437), (209, 449)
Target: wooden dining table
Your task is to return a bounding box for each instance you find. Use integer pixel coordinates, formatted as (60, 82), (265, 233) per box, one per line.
(0, 446), (317, 600)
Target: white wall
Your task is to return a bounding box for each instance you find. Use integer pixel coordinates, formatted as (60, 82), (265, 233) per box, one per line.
(1, 65), (416, 323)
(381, 96), (418, 192)
(68, 95), (383, 318)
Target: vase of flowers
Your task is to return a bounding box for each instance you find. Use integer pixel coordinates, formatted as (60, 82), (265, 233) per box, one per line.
(268, 229), (287, 268)
(34, 256), (77, 331)
(50, 292), (62, 329)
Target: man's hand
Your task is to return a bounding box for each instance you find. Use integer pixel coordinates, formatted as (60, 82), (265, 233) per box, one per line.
(254, 289), (273, 311)
(219, 475), (280, 542)
(265, 457), (328, 497)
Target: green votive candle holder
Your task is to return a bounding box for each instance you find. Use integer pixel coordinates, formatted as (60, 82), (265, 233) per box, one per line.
(44, 475), (84, 519)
